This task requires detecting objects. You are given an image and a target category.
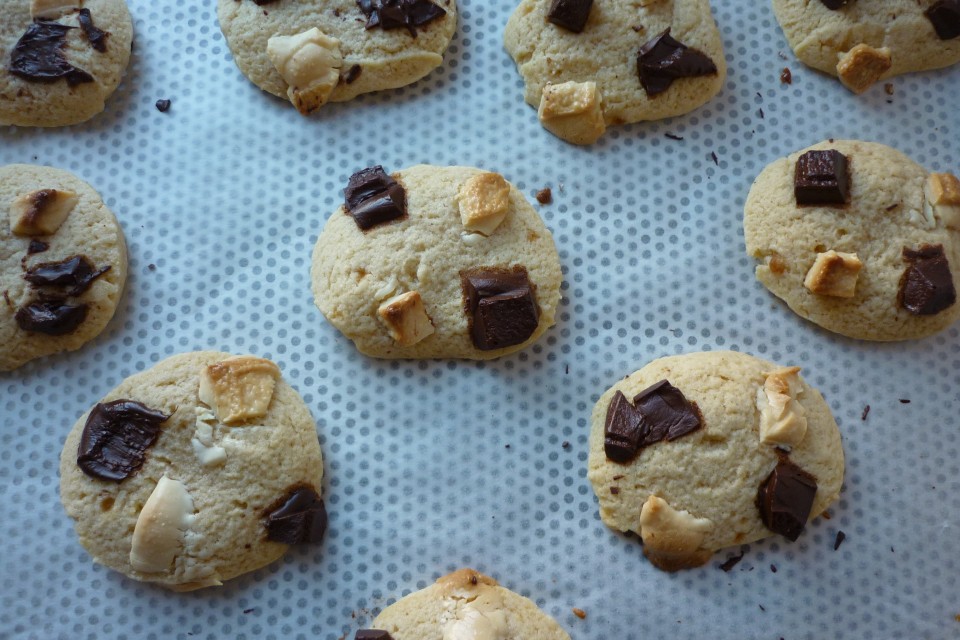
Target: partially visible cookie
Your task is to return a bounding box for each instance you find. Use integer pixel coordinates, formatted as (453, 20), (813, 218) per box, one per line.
(587, 351), (844, 571)
(772, 0), (960, 93)
(59, 351), (327, 591)
(0, 164), (127, 371)
(0, 0), (133, 127)
(358, 568), (571, 640)
(217, 0), (458, 115)
(744, 139), (960, 341)
(504, 0), (726, 145)
(311, 164), (563, 359)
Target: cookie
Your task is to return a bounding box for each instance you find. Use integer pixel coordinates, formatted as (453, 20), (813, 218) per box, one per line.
(587, 351), (844, 571)
(358, 568), (571, 640)
(0, 0), (133, 127)
(311, 164), (563, 359)
(744, 139), (960, 341)
(772, 0), (960, 93)
(0, 164), (128, 371)
(503, 0), (726, 145)
(59, 351), (327, 591)
(217, 0), (458, 115)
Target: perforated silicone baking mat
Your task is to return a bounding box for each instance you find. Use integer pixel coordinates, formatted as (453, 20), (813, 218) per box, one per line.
(2, 1), (959, 638)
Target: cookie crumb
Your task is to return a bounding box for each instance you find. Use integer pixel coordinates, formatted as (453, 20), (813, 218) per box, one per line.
(899, 398), (911, 404)
(3, 291), (11, 308)
(780, 67), (792, 84)
(470, 575), (478, 585)
(821, 510), (831, 520)
(718, 550), (745, 572)
(612, 474), (624, 480)
(833, 530), (846, 551)
(861, 405), (870, 420)
(155, 99), (171, 113)
(665, 132), (684, 141)
(535, 188), (552, 204)
(778, 51), (788, 60)
(711, 151), (719, 166)
(572, 608), (586, 619)
(884, 83), (894, 95)
(631, 24), (644, 33)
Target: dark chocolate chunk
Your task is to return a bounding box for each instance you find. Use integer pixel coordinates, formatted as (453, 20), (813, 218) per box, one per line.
(357, 0), (446, 35)
(780, 67), (792, 84)
(819, 0), (851, 9)
(633, 380), (702, 444)
(342, 64), (363, 84)
(719, 550), (745, 572)
(355, 631), (395, 640)
(460, 267), (540, 350)
(603, 390), (645, 463)
(833, 530), (846, 550)
(794, 149), (850, 205)
(926, 0), (960, 40)
(898, 244), (956, 315)
(264, 486), (328, 544)
(155, 99), (171, 112)
(15, 299), (88, 335)
(77, 400), (171, 481)
(637, 29), (718, 97)
(24, 255), (110, 296)
(344, 166), (407, 230)
(547, 0), (594, 34)
(78, 8), (109, 53)
(10, 22), (95, 86)
(756, 458), (818, 541)
(27, 240), (49, 254)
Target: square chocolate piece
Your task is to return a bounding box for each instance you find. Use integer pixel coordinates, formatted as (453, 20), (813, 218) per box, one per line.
(794, 150), (850, 206)
(899, 244), (956, 315)
(757, 458), (818, 542)
(461, 267), (540, 350)
(604, 390), (645, 463)
(547, 0), (593, 33)
(344, 166), (407, 231)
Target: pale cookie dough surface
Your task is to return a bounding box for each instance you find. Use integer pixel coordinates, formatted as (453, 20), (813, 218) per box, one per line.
(311, 165), (563, 359)
(744, 139), (960, 341)
(503, 0), (726, 130)
(0, 0), (133, 127)
(587, 351), (844, 561)
(59, 351), (325, 591)
(217, 0), (457, 107)
(0, 164), (127, 371)
(371, 569), (571, 640)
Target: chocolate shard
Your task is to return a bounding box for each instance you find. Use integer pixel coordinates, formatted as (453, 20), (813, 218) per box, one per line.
(926, 0), (960, 40)
(794, 149), (850, 206)
(756, 458), (818, 541)
(24, 255), (111, 296)
(77, 400), (171, 482)
(27, 240), (50, 254)
(547, 0), (594, 34)
(357, 0), (446, 35)
(15, 298), (88, 335)
(78, 8), (109, 53)
(355, 631), (395, 640)
(819, 0), (851, 9)
(10, 22), (95, 87)
(264, 486), (328, 544)
(637, 29), (718, 97)
(604, 390), (645, 463)
(460, 267), (540, 350)
(898, 244), (956, 315)
(633, 379), (702, 445)
(344, 166), (407, 230)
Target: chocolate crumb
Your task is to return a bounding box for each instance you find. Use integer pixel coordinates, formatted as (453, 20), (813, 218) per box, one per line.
(243, 608), (255, 614)
(821, 510), (831, 520)
(27, 240), (49, 254)
(780, 67), (792, 84)
(505, 444), (510, 449)
(632, 24), (644, 32)
(665, 132), (684, 140)
(861, 405), (870, 420)
(3, 291), (11, 308)
(758, 107), (764, 119)
(155, 99), (171, 112)
(565, 364), (569, 374)
(711, 151), (719, 166)
(759, 604), (766, 612)
(885, 203), (899, 211)
(562, 441), (570, 449)
(536, 188), (553, 204)
(833, 530), (846, 550)
(470, 575), (478, 585)
(770, 564), (777, 573)
(572, 608), (587, 619)
(148, 263), (157, 271)
(719, 550), (745, 572)
(884, 83), (894, 95)
(612, 474), (624, 480)
(899, 398), (911, 404)
(610, 486), (620, 494)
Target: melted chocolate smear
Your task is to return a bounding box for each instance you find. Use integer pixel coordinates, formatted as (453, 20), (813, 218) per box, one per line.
(78, 9), (109, 52)
(344, 166), (407, 230)
(357, 0), (446, 36)
(634, 380), (702, 444)
(603, 390), (644, 463)
(460, 267), (540, 351)
(547, 0), (594, 34)
(264, 486), (328, 544)
(926, 0), (960, 40)
(24, 255), (110, 296)
(637, 29), (717, 97)
(794, 149), (850, 205)
(10, 22), (94, 86)
(27, 240), (50, 254)
(15, 298), (87, 335)
(355, 632), (395, 640)
(757, 458), (818, 542)
(77, 400), (170, 481)
(899, 244), (956, 315)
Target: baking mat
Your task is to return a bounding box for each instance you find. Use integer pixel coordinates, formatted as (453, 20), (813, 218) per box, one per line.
(2, 1), (959, 638)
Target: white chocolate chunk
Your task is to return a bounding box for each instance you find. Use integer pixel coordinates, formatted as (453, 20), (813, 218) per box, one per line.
(443, 589), (509, 640)
(757, 366), (808, 449)
(925, 173), (960, 230)
(191, 408), (226, 467)
(30, 0), (80, 19)
(538, 81), (606, 145)
(130, 476), (196, 573)
(803, 250), (862, 298)
(198, 356), (280, 425)
(458, 172), (511, 236)
(836, 44), (891, 94)
(377, 291), (435, 347)
(9, 189), (78, 236)
(639, 495), (714, 571)
(267, 28), (342, 115)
